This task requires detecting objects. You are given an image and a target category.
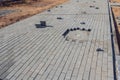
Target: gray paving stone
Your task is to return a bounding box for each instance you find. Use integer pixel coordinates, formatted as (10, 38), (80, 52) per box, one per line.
(0, 0), (115, 80)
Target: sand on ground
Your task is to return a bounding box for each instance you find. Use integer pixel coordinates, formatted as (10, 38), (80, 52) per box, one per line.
(0, 0), (68, 28)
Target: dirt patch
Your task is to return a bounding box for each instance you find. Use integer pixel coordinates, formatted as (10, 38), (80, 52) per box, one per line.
(112, 6), (120, 51)
(0, 0), (68, 28)
(112, 7), (120, 32)
(111, 0), (120, 3)
(111, 0), (120, 32)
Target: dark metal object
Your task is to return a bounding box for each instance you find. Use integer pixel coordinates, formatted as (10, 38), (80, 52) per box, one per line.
(81, 11), (87, 14)
(96, 48), (104, 52)
(36, 21), (53, 28)
(77, 27), (80, 30)
(82, 28), (85, 31)
(57, 17), (63, 20)
(90, 5), (94, 8)
(90, 6), (92, 8)
(80, 22), (85, 25)
(70, 28), (73, 31)
(40, 21), (46, 26)
(73, 28), (77, 30)
(48, 9), (51, 12)
(88, 29), (91, 32)
(62, 29), (69, 37)
(95, 7), (99, 9)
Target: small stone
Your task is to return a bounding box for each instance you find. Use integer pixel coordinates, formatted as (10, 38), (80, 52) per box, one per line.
(48, 10), (51, 12)
(118, 23), (120, 25)
(81, 11), (87, 14)
(116, 17), (120, 20)
(95, 7), (99, 9)
(60, 6), (63, 8)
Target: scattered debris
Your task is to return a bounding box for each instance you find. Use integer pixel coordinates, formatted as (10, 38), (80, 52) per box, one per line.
(60, 6), (63, 8)
(48, 9), (50, 11)
(81, 11), (87, 14)
(65, 36), (69, 41)
(72, 39), (76, 42)
(116, 16), (120, 20)
(90, 5), (95, 8)
(95, 7), (99, 9)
